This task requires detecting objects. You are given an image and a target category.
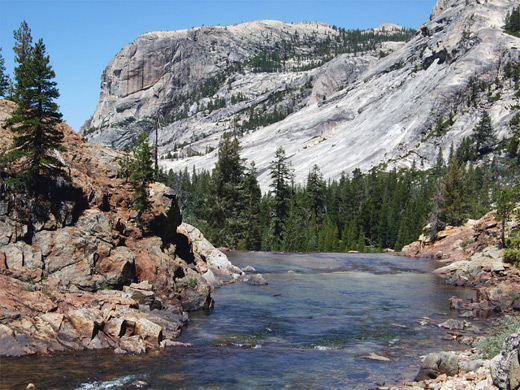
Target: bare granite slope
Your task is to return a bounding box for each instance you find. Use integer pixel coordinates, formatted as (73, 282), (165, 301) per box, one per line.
(83, 0), (520, 190)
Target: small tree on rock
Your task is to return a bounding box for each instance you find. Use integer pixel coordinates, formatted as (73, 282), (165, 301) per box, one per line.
(130, 132), (155, 222)
(495, 186), (516, 248)
(473, 111), (496, 157)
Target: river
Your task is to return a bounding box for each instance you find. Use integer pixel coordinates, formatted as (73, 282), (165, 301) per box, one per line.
(1, 252), (479, 389)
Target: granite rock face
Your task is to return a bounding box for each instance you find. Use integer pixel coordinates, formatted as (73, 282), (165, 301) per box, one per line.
(491, 329), (520, 390)
(83, 0), (520, 190)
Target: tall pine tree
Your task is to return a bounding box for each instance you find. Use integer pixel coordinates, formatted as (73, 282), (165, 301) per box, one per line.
(269, 147), (294, 249)
(442, 156), (466, 226)
(306, 164), (326, 228)
(12, 21), (33, 103)
(7, 37), (65, 190)
(206, 132), (246, 247)
(240, 162), (262, 250)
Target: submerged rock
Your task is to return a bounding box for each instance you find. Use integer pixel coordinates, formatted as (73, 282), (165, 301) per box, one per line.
(364, 352), (392, 362)
(438, 319), (466, 330)
(240, 273), (268, 286)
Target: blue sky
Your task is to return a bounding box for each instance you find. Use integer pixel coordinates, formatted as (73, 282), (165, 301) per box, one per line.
(0, 0), (437, 131)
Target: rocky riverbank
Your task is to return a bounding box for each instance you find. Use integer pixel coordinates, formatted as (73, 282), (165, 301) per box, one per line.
(0, 99), (261, 356)
(391, 212), (520, 389)
(402, 211), (520, 318)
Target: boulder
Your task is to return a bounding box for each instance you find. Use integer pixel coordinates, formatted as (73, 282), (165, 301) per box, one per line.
(491, 329), (520, 390)
(179, 223), (243, 286)
(104, 317), (126, 338)
(459, 359), (486, 373)
(96, 246), (136, 287)
(240, 273), (268, 285)
(123, 282), (156, 308)
(438, 319), (466, 330)
(67, 308), (104, 339)
(134, 318), (163, 344)
(179, 280), (212, 311)
(119, 334), (147, 354)
(75, 209), (113, 242)
(415, 351), (459, 381)
(0, 324), (25, 356)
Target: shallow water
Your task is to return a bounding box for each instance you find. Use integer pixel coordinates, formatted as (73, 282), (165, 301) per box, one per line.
(1, 252), (479, 389)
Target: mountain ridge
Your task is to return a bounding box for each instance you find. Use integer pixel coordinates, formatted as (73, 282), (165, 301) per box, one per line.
(82, 0), (520, 189)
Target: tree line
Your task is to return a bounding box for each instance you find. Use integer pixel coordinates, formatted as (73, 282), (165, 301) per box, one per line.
(161, 115), (520, 253)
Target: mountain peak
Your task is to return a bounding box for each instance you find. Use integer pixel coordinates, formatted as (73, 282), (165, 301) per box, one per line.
(371, 23), (406, 32)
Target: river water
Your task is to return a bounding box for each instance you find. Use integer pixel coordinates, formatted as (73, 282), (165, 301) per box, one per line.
(1, 252), (479, 389)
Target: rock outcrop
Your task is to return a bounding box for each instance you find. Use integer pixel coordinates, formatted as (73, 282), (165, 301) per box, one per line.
(83, 0), (520, 190)
(0, 100), (239, 356)
(491, 328), (520, 390)
(378, 350), (495, 389)
(401, 211), (520, 316)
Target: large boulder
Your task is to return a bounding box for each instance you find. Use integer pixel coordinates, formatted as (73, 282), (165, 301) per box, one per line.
(415, 351), (459, 381)
(491, 329), (520, 390)
(179, 223), (243, 286)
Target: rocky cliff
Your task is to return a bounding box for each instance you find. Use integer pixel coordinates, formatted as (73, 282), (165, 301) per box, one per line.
(82, 0), (520, 189)
(0, 99), (248, 356)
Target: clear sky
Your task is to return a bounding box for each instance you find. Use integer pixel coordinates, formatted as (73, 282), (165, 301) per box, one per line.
(0, 0), (437, 131)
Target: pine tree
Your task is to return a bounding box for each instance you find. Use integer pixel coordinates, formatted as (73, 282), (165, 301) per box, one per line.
(12, 21), (33, 103)
(432, 148), (445, 178)
(505, 6), (520, 36)
(442, 156), (466, 226)
(129, 132), (155, 221)
(7, 38), (65, 189)
(0, 48), (10, 98)
(117, 145), (132, 183)
(426, 180), (445, 240)
(495, 186), (516, 248)
(281, 198), (306, 252)
(269, 147), (294, 249)
(473, 111), (496, 157)
(240, 162), (262, 250)
(206, 132), (246, 247)
(356, 228), (366, 252)
(306, 164), (326, 228)
(509, 113), (520, 164)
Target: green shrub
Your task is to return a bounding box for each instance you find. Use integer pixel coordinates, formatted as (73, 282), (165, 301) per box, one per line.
(504, 236), (520, 266)
(188, 278), (198, 288)
(475, 315), (520, 359)
(504, 248), (520, 266)
(41, 287), (57, 302)
(461, 238), (475, 248)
